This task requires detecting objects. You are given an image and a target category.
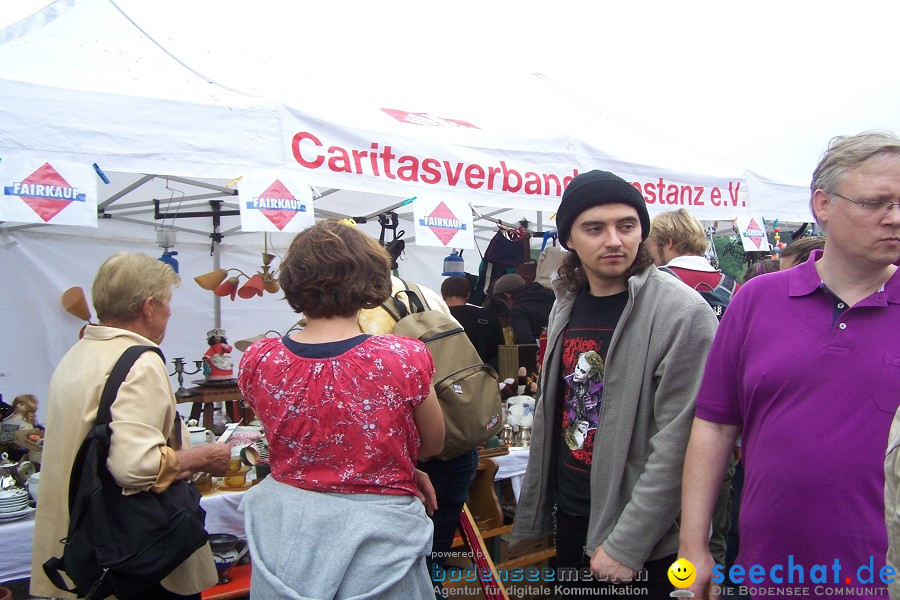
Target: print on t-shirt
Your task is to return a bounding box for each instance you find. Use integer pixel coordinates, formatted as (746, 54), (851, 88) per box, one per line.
(562, 350), (604, 460)
(563, 350), (604, 451)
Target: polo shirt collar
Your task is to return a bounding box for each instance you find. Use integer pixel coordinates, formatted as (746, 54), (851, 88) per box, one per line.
(789, 248), (900, 305)
(663, 255), (718, 272)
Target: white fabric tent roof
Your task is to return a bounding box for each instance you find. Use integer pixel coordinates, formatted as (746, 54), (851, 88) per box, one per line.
(0, 0), (812, 415)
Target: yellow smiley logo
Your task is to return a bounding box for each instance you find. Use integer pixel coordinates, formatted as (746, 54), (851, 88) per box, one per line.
(667, 558), (697, 588)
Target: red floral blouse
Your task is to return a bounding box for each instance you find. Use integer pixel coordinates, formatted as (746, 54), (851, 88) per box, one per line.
(238, 334), (434, 496)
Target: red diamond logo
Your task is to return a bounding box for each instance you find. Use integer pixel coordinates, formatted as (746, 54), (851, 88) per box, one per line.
(15, 163), (77, 222)
(252, 180), (304, 230)
(745, 217), (767, 249)
(419, 202), (465, 245)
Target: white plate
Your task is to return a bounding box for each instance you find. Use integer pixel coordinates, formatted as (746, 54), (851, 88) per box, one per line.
(0, 497), (28, 505)
(0, 497), (28, 504)
(0, 506), (34, 521)
(0, 489), (28, 499)
(0, 494), (28, 503)
(0, 501), (28, 511)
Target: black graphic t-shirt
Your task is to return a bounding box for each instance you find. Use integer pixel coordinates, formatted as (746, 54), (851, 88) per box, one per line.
(555, 287), (628, 516)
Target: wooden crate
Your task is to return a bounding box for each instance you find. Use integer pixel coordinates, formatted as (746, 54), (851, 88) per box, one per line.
(498, 344), (539, 382)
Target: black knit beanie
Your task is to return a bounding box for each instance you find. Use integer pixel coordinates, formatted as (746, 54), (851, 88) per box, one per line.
(556, 170), (650, 250)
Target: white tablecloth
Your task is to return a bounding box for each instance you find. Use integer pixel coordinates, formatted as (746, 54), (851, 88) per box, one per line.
(491, 447), (530, 501)
(0, 510), (37, 583)
(0, 490), (248, 583)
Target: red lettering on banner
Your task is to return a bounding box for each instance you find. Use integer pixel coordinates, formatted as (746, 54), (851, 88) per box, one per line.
(693, 186), (705, 205)
(328, 146), (352, 173)
(640, 181), (657, 204)
(501, 162), (522, 193)
(465, 164), (485, 189)
(397, 156), (419, 182)
(487, 166), (501, 190)
(524, 172), (542, 194)
(443, 161), (463, 186)
(351, 148), (368, 175)
(545, 174), (563, 197)
(369, 143), (381, 176)
(665, 184), (679, 204)
(291, 131), (597, 199)
(636, 180), (710, 206)
(421, 158), (441, 184)
(710, 187), (722, 206)
(729, 181), (742, 206)
(291, 131), (324, 168)
(381, 146), (397, 180)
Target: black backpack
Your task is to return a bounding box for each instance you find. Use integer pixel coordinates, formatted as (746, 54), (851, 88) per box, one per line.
(43, 346), (210, 599)
(381, 280), (503, 459)
(660, 267), (736, 321)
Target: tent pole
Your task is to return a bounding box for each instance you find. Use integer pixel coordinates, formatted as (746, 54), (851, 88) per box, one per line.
(212, 246), (222, 329)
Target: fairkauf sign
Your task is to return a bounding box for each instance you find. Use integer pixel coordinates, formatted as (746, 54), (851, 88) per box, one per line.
(0, 156), (97, 226)
(238, 170), (315, 233)
(413, 196), (474, 250)
(736, 214), (772, 252)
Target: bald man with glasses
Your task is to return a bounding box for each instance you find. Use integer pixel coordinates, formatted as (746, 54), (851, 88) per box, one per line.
(679, 131), (900, 600)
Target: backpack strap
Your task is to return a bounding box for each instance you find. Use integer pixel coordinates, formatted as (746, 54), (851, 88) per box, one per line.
(658, 266), (678, 279)
(399, 280), (429, 313)
(96, 346), (164, 427)
(379, 279), (432, 323)
(713, 274), (737, 300)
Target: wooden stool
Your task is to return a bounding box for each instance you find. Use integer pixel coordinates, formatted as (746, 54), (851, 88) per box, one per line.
(178, 384), (244, 431)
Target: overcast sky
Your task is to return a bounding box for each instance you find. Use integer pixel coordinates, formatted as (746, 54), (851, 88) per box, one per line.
(4, 0), (900, 187)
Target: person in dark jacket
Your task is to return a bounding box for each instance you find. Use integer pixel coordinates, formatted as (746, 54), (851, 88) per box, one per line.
(440, 276), (505, 368)
(491, 273), (555, 344)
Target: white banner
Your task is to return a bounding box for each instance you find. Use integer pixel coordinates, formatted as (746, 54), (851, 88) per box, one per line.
(239, 171), (314, 232)
(0, 156), (97, 226)
(279, 109), (783, 220)
(412, 195), (474, 249)
(735, 214), (772, 252)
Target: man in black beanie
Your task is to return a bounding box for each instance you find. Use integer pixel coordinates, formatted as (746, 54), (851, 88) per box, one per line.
(512, 170), (719, 599)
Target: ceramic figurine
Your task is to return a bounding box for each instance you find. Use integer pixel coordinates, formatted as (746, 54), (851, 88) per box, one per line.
(2, 395), (37, 430)
(203, 328), (234, 381)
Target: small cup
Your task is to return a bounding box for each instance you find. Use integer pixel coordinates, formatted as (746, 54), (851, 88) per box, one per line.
(240, 445), (260, 467)
(195, 472), (214, 493)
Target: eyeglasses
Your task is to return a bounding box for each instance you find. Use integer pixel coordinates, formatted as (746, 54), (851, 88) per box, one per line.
(831, 192), (900, 212)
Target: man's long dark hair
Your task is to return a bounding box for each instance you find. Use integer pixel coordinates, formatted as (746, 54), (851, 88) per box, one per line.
(557, 242), (655, 293)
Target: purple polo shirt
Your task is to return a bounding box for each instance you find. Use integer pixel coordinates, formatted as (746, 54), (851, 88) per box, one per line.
(696, 251), (900, 598)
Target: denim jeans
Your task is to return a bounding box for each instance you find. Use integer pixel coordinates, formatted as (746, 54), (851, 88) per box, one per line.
(419, 449), (479, 575)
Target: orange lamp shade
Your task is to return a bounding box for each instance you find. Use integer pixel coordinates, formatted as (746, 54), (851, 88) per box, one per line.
(238, 274), (265, 299)
(214, 277), (239, 300)
(61, 286), (92, 321)
(263, 279), (280, 294)
(194, 269), (228, 290)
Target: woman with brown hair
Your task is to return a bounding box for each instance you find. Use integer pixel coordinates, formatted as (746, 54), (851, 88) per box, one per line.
(238, 219), (444, 599)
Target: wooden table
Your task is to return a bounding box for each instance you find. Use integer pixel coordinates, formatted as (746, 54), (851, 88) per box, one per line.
(201, 564), (251, 600)
(177, 384), (246, 430)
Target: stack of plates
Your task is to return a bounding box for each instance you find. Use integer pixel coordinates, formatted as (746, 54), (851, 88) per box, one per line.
(0, 488), (33, 522)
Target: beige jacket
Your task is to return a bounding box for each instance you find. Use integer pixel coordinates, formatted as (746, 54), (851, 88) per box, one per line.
(885, 407), (900, 600)
(30, 326), (217, 598)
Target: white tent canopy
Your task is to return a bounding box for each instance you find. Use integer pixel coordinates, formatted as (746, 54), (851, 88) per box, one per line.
(0, 0), (812, 414)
